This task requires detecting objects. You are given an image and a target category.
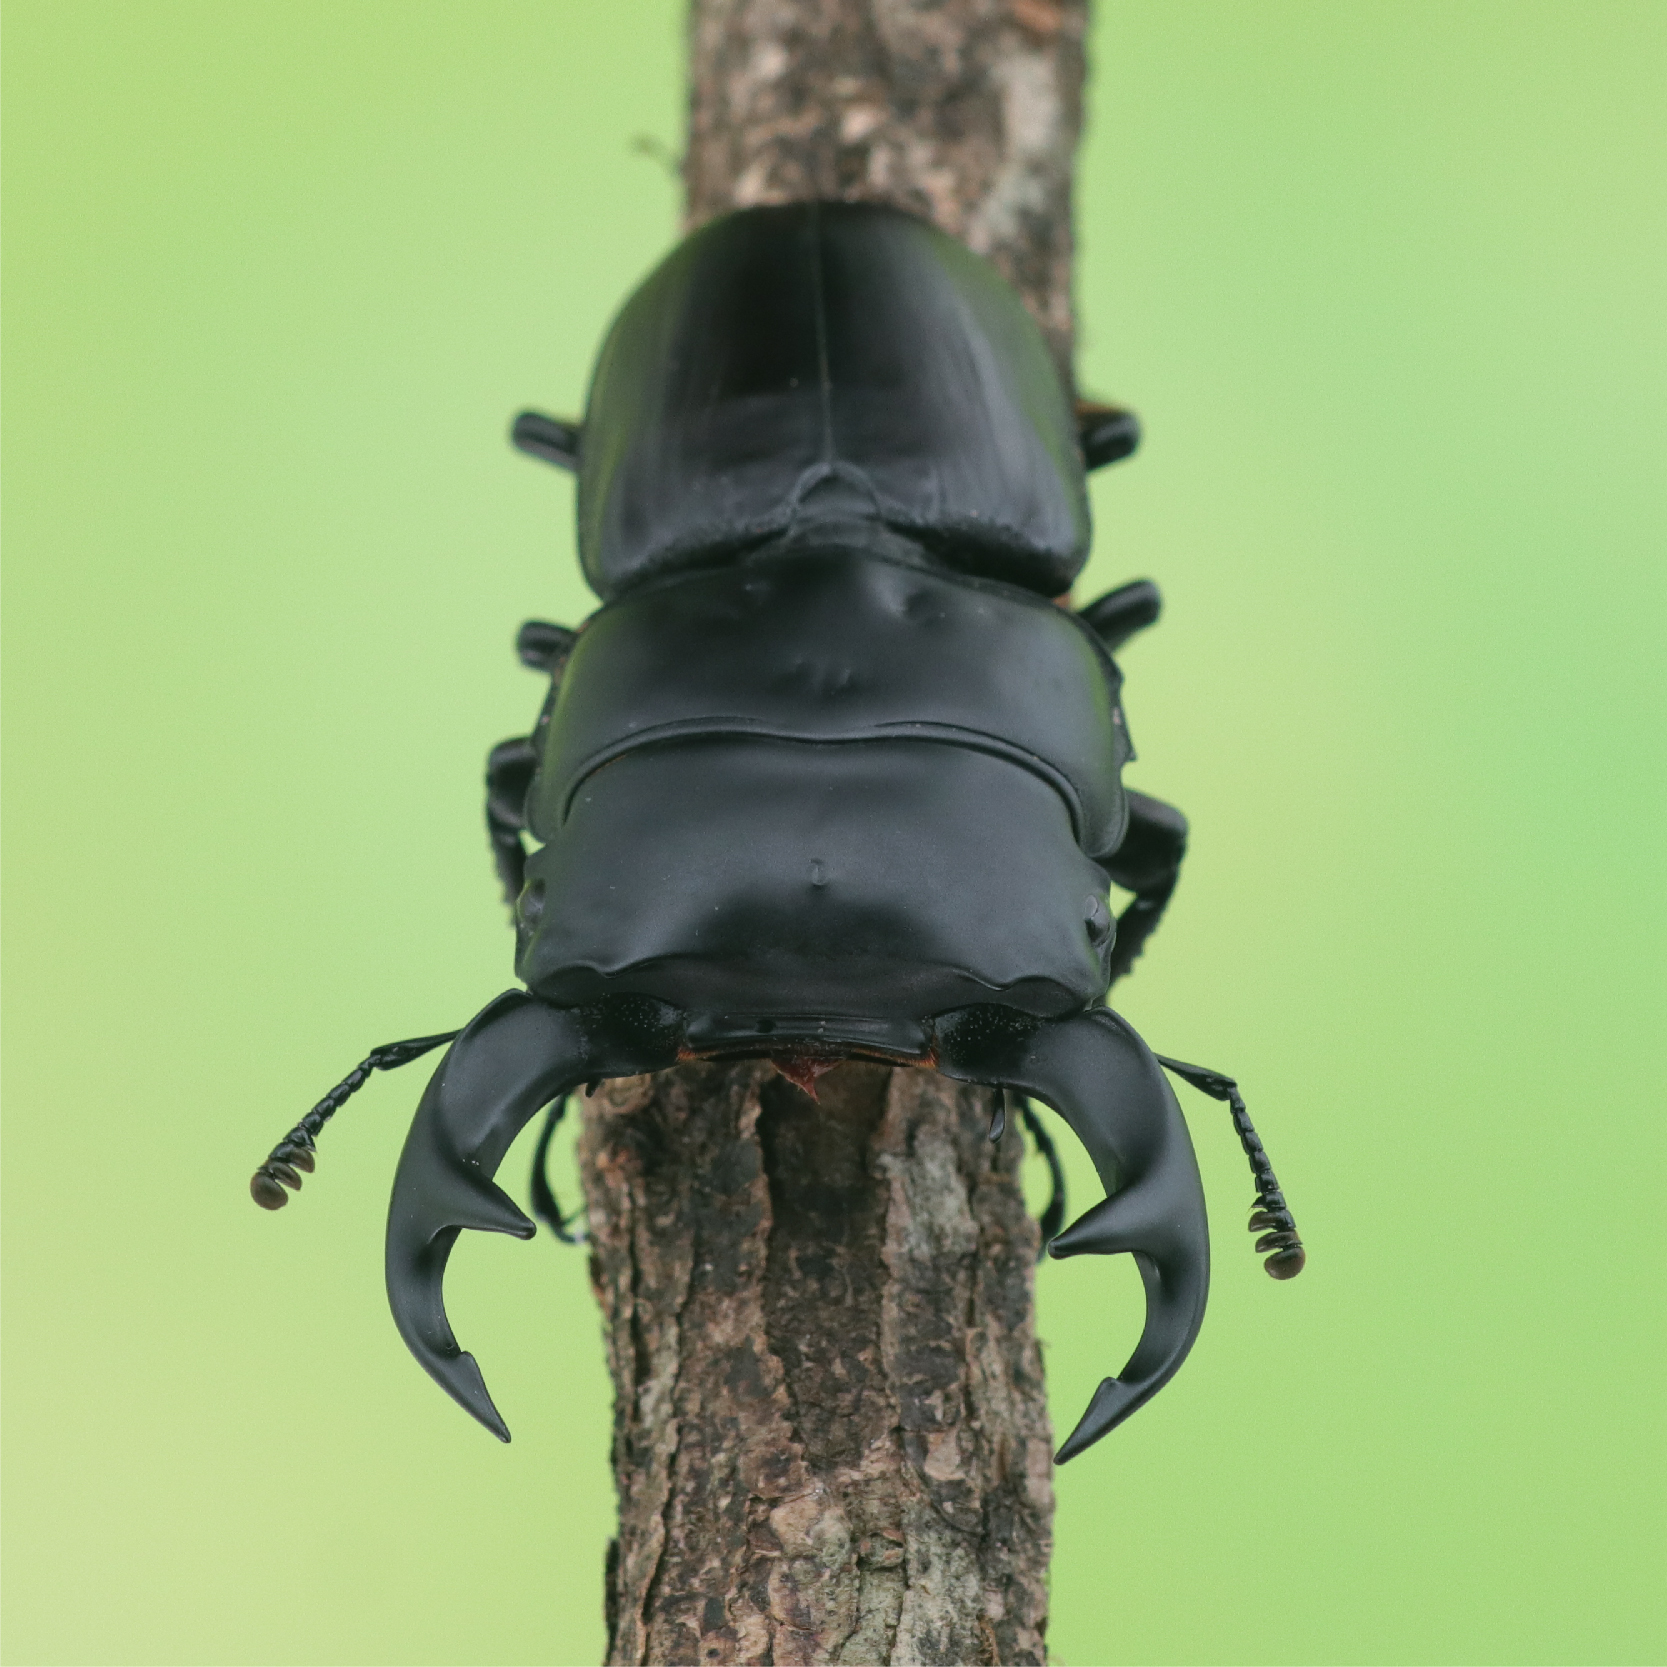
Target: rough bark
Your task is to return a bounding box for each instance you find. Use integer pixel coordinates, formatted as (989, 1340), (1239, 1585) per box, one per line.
(582, 1065), (1053, 1666)
(581, 5), (1087, 1662)
(685, 0), (1086, 376)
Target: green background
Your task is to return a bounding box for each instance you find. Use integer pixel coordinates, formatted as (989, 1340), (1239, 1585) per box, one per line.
(4, 3), (1663, 1662)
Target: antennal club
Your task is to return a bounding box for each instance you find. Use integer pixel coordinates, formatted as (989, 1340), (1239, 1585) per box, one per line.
(1156, 1056), (1307, 1278)
(249, 1031), (460, 1209)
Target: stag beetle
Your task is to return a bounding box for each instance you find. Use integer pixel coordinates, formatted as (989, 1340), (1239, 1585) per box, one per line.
(251, 201), (1303, 1462)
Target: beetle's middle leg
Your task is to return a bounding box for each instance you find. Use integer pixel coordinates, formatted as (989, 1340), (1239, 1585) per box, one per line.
(1104, 790), (1188, 985)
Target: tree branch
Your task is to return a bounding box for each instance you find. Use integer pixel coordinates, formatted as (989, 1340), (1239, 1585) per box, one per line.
(686, 0), (1085, 375)
(581, 6), (1087, 1661)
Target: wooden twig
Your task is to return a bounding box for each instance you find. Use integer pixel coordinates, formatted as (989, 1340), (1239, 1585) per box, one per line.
(686, 0), (1085, 376)
(581, 6), (1086, 1661)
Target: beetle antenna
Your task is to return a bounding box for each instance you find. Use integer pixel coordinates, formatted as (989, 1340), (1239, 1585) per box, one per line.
(249, 1031), (460, 1210)
(1155, 1056), (1306, 1278)
(528, 1097), (583, 1244)
(1016, 1096), (1067, 1257)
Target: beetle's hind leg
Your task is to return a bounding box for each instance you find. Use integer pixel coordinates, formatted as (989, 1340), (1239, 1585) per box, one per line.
(1103, 790), (1188, 986)
(1076, 402), (1142, 471)
(936, 1006), (1210, 1462)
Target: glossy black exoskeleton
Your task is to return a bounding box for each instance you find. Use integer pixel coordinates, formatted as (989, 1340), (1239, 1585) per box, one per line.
(252, 202), (1303, 1461)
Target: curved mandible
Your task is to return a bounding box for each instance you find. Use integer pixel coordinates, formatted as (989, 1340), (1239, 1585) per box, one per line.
(934, 1005), (1210, 1462)
(386, 991), (683, 1440)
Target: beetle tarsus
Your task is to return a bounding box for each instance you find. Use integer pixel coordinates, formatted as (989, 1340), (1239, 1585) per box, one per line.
(529, 1097), (583, 1244)
(1016, 1096), (1066, 1253)
(989, 1092), (1070, 1256)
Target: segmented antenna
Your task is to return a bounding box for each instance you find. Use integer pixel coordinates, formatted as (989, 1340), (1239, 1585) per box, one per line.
(1156, 1055), (1306, 1277)
(249, 1031), (460, 1209)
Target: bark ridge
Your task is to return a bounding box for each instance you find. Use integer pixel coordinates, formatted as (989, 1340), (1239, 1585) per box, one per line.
(582, 1064), (1054, 1666)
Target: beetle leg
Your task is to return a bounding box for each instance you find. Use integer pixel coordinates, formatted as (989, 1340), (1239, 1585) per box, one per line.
(485, 737), (538, 910)
(1076, 402), (1142, 471)
(934, 1005), (1209, 1462)
(1103, 791), (1188, 986)
(514, 618), (577, 674)
(1079, 577), (1161, 652)
(990, 1092), (1067, 1258)
(485, 622), (574, 914)
(386, 991), (684, 1440)
(528, 1095), (583, 1244)
(1016, 1096), (1067, 1250)
(510, 409), (581, 471)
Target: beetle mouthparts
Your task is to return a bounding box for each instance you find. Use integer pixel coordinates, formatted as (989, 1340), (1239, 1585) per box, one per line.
(769, 1054), (843, 1099)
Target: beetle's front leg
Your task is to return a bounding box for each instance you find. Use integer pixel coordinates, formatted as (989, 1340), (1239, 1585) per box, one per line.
(386, 990), (684, 1440)
(485, 738), (537, 907)
(484, 618), (577, 910)
(1104, 790), (1188, 986)
(935, 1005), (1209, 1462)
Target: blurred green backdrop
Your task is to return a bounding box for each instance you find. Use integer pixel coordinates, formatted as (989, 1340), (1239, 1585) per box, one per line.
(4, 3), (1663, 1663)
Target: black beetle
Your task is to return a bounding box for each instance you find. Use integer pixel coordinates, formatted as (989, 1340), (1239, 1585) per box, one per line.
(252, 201), (1302, 1462)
